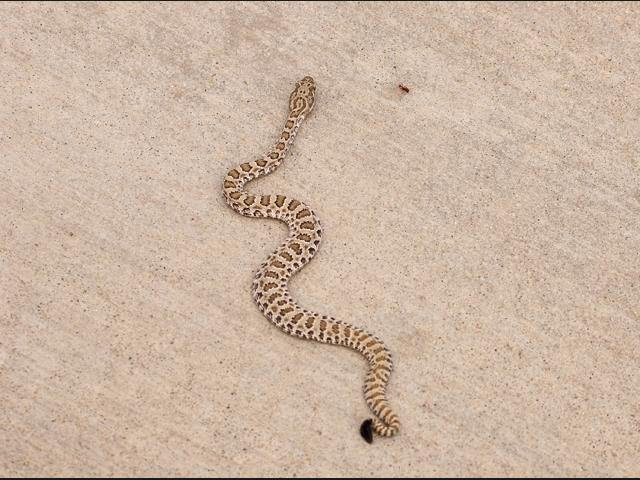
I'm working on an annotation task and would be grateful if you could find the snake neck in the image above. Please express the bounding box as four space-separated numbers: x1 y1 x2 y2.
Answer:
223 113 305 200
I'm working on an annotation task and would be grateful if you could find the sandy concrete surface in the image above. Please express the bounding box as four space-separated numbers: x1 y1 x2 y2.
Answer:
1 1 639 477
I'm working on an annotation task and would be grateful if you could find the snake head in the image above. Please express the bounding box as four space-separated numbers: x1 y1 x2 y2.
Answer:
289 76 316 117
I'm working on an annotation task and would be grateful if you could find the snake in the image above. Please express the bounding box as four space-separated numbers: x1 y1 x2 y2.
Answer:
222 76 400 443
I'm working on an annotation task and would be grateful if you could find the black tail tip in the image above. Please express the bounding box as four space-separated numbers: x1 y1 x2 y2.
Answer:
360 419 374 444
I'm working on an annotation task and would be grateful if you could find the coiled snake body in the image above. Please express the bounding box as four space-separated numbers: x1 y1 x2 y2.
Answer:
223 77 400 442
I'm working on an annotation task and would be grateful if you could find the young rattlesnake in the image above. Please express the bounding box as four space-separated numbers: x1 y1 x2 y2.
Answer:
222 76 400 442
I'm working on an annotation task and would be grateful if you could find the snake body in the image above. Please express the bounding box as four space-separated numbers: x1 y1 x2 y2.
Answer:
223 76 399 442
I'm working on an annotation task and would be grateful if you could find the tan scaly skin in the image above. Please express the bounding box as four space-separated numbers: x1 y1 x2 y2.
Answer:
223 76 400 442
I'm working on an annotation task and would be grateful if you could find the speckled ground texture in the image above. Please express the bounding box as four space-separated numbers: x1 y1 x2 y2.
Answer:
2 1 639 477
